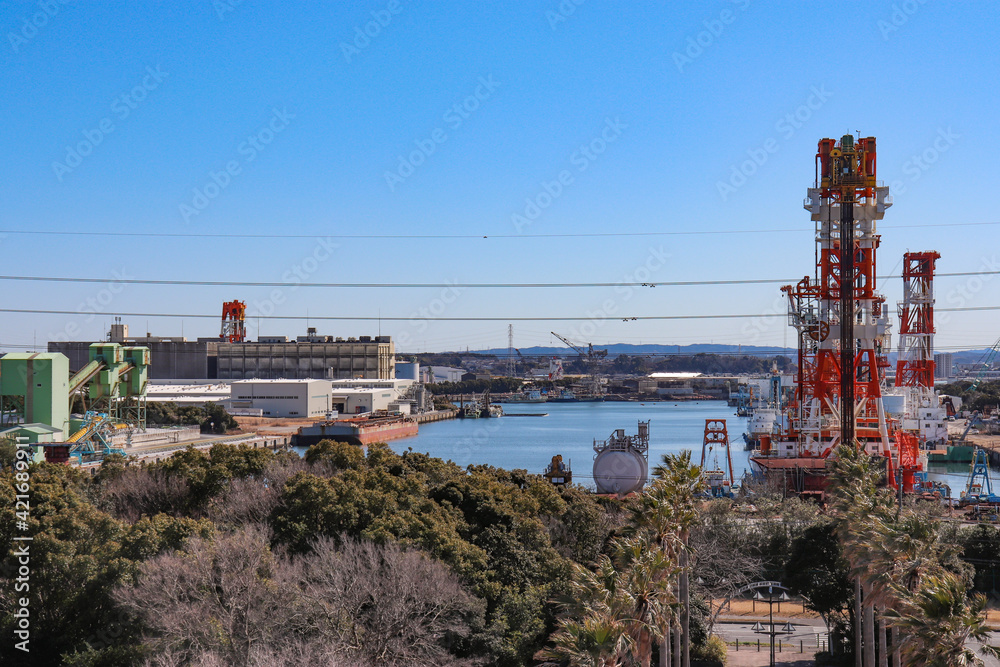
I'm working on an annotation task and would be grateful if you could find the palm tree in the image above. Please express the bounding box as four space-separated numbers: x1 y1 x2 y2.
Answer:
539 556 633 667
829 442 1000 667
829 442 897 666
884 571 1000 667
650 452 703 667
612 536 680 667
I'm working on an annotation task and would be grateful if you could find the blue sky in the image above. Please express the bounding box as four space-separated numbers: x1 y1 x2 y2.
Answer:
1 1 998 354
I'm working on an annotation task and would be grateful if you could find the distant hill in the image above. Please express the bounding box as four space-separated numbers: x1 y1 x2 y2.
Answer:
468 343 797 357
462 343 995 364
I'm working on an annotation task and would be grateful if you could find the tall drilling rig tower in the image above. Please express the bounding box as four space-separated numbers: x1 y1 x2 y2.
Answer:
779 135 893 459
752 136 948 497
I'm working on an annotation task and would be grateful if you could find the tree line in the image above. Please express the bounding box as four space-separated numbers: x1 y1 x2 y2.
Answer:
1 439 998 665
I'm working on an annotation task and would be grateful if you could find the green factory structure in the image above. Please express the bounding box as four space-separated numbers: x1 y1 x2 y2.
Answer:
0 343 150 465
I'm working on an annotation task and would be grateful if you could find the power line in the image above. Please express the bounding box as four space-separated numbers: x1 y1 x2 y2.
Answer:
0 306 997 321
0 220 997 241
1 271 998 289
0 308 782 321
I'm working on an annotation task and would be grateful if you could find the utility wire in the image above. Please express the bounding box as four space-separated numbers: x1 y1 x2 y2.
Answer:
0 220 997 240
0 306 997 321
0 271 997 289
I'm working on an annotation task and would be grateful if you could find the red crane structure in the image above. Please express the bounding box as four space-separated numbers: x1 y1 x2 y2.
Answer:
894 251 940 389
751 135 946 498
220 300 247 343
784 134 893 458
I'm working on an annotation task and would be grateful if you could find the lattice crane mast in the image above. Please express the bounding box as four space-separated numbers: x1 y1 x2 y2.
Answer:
220 300 247 343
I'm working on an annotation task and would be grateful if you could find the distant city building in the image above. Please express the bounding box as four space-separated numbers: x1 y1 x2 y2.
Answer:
426 366 464 383
934 352 954 379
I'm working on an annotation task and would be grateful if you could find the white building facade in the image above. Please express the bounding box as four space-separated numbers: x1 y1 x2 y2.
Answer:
229 379 332 418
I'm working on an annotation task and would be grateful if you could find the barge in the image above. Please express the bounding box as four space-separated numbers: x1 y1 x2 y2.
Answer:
295 414 418 447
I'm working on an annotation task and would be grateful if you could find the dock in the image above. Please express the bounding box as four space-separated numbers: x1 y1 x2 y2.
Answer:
413 409 458 424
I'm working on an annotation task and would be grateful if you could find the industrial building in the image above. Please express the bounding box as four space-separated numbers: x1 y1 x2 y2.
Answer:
228 379 332 418
50 324 218 380
48 321 396 382
330 387 398 414
0 352 71 439
217 334 395 380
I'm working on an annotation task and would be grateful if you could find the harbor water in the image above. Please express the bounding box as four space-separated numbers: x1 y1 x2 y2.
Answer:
385 400 975 495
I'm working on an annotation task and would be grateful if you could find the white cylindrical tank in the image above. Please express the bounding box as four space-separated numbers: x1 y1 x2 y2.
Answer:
881 394 906 418
593 449 647 495
395 362 419 381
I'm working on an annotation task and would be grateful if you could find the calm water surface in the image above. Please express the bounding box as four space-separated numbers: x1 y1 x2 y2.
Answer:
386 400 973 494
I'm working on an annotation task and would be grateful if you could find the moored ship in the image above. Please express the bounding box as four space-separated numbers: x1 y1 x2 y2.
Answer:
295 413 418 447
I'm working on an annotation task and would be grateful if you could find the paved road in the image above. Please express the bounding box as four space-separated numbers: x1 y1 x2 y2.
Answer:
716 622 1000 666
716 621 827 659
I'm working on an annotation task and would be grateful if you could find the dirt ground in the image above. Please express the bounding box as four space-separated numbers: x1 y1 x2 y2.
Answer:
232 415 317 435
717 598 820 621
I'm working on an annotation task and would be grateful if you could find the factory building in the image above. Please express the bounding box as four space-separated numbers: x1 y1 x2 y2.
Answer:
228 379 332 418
50 337 218 380
217 335 395 380
48 323 395 381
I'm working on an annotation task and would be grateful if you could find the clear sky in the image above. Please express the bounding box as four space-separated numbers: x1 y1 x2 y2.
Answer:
2 1 998 355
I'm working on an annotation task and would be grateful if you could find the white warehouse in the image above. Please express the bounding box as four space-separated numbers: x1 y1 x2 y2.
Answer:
229 379 332 418
330 387 398 415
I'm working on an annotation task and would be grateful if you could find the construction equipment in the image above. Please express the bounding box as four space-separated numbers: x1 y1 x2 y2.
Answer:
220 300 247 343
550 332 608 360
959 448 1000 506
968 337 1000 392
64 411 128 463
956 411 984 444
700 419 735 498
551 332 607 397
543 454 572 487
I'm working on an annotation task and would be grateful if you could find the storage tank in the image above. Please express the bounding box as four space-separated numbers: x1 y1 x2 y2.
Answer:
593 421 649 495
881 393 906 418
395 362 419 381
593 448 648 494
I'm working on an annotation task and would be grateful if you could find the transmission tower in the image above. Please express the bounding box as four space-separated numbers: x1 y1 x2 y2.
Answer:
507 324 515 377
